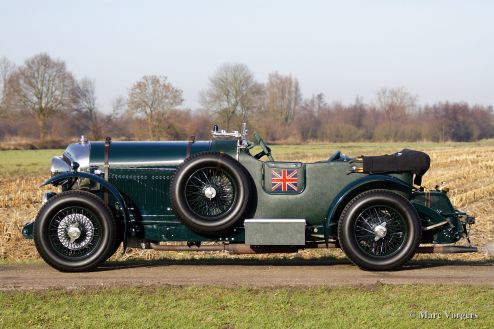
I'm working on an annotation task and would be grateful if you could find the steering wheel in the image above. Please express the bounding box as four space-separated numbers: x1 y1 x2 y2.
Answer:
253 132 274 161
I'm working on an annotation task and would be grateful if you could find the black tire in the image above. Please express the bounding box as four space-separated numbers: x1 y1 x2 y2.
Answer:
337 189 421 271
107 220 124 259
170 152 251 235
34 190 116 272
107 238 122 260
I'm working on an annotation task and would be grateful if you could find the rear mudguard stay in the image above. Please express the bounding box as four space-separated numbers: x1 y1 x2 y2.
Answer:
41 172 131 248
324 174 412 242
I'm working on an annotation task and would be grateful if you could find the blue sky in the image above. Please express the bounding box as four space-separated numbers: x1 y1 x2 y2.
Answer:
1 0 493 113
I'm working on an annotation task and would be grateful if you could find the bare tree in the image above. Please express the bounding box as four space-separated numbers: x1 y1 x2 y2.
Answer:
6 53 77 141
127 75 183 140
376 87 417 121
201 63 263 130
0 56 15 117
76 78 103 139
111 95 127 118
264 72 301 125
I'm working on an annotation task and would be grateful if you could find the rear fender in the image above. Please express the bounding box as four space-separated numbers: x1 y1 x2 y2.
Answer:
412 203 446 223
413 202 464 243
324 175 412 241
41 172 130 248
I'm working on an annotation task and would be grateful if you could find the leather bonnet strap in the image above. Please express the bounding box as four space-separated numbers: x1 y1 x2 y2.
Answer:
104 136 111 205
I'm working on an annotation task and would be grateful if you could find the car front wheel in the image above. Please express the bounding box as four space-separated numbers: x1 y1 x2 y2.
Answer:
34 190 116 272
337 189 421 271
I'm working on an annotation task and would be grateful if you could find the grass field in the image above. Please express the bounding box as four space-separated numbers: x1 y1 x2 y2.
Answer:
0 149 63 176
1 142 493 262
1 285 492 328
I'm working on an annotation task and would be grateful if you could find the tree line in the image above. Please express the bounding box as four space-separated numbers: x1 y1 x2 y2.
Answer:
1 53 493 147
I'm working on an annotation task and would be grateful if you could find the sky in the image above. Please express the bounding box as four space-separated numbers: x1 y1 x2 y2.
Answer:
1 0 493 113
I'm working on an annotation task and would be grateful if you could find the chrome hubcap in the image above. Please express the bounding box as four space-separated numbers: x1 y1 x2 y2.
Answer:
204 186 217 199
373 222 387 241
67 225 81 243
57 213 94 250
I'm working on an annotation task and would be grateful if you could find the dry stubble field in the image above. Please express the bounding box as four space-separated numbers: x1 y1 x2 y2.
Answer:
0 142 493 263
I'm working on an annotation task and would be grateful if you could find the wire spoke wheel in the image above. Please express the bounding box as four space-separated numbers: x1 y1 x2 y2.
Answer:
338 189 421 271
170 152 251 235
184 167 237 219
34 190 116 272
48 206 102 258
354 205 407 257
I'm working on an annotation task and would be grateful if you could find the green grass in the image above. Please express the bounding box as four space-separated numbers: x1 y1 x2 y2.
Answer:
0 285 492 328
0 149 62 176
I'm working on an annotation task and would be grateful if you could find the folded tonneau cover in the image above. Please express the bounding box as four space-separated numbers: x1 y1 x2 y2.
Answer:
362 149 430 185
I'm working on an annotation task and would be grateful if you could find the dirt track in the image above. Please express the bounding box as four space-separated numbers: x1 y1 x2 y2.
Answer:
1 260 493 290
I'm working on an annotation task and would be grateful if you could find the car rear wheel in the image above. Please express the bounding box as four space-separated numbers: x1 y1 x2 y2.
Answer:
34 190 116 272
337 189 421 271
170 152 251 235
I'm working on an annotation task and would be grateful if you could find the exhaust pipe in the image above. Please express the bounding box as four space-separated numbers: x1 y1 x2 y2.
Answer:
148 242 338 254
149 243 299 254
417 245 478 253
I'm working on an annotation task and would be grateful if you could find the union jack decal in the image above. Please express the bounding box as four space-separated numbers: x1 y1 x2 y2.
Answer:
271 169 298 192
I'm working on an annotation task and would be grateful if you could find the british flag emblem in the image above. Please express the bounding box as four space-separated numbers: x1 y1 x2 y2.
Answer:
271 169 298 192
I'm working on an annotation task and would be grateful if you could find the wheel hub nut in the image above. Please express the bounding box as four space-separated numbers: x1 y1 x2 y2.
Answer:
67 225 81 243
374 224 387 241
204 186 217 199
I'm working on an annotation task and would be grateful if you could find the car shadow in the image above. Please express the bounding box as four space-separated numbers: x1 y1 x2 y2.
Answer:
96 257 351 271
96 257 493 272
401 260 493 270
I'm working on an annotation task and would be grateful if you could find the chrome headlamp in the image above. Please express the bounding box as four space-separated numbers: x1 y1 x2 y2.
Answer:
50 137 91 176
50 156 71 175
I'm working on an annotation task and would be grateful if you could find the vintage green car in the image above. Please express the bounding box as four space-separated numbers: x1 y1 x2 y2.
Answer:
22 124 476 272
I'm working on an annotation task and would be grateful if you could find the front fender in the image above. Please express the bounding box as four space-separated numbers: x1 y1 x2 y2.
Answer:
41 172 130 248
324 174 412 241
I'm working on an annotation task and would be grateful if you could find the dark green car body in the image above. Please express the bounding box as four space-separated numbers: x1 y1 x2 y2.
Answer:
23 136 470 248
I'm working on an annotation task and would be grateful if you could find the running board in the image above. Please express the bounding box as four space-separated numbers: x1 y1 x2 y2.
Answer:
417 245 478 253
